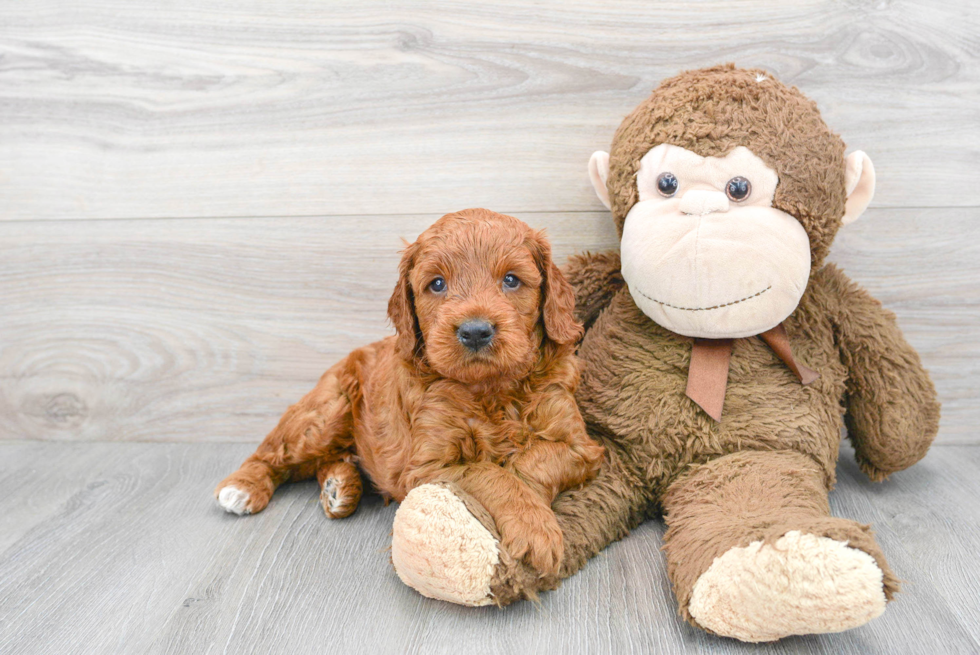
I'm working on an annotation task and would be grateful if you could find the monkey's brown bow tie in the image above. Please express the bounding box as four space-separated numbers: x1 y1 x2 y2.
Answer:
685 323 819 422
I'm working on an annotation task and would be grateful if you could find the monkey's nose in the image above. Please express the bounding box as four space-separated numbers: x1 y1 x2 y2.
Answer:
679 189 730 216
457 319 496 352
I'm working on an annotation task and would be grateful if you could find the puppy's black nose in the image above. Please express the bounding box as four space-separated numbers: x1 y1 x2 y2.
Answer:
457 319 495 352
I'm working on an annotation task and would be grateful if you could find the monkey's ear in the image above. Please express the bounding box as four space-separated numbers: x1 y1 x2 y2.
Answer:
589 151 612 210
387 240 422 359
530 230 583 346
842 151 876 226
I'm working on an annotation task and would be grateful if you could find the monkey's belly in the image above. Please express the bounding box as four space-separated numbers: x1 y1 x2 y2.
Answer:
576 292 848 495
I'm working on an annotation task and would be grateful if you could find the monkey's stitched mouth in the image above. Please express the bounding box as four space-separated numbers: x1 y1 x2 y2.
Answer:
634 285 771 312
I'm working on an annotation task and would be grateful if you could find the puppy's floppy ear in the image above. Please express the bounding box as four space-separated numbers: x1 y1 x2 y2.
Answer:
529 230 583 346
388 239 422 360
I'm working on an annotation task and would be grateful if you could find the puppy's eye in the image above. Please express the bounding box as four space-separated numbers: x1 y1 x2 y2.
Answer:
656 172 678 197
726 176 751 202
428 277 447 293
502 273 521 290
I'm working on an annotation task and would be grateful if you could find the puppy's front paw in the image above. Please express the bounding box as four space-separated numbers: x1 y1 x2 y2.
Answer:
216 485 251 515
214 473 273 515
498 507 564 577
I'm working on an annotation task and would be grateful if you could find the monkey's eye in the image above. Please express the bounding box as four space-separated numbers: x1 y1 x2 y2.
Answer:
656 172 679 197
726 177 752 202
502 273 521 290
428 277 447 293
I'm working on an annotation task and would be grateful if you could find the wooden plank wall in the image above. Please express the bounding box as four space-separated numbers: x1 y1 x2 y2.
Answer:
1 0 978 444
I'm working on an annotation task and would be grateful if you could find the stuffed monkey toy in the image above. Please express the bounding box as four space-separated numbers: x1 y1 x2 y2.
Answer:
389 65 940 642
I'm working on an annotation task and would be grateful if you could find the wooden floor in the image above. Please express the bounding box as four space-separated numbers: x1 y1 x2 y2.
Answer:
2 1 979 653
0 441 978 654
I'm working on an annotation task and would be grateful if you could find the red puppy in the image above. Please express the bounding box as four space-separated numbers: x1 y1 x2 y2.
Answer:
215 208 604 574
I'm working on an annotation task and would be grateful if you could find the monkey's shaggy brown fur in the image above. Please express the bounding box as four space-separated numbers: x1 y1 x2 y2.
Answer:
397 66 941 633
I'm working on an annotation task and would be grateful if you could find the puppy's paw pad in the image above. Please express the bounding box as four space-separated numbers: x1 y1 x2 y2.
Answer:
689 530 887 642
322 478 339 505
217 486 251 515
320 477 357 518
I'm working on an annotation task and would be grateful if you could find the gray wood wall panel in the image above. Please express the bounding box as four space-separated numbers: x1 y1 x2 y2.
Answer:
0 211 619 443
1 208 974 444
1 0 978 220
0 441 977 654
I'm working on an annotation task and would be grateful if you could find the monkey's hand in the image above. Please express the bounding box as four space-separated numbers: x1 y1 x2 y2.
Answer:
561 250 624 331
822 264 941 481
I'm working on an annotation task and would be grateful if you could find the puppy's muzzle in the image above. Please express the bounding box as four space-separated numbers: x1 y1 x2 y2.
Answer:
457 319 496 352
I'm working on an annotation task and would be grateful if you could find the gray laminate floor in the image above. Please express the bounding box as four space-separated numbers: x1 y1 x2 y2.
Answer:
1 440 978 654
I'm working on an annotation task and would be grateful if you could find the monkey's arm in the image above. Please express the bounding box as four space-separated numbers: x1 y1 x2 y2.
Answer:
561 250 624 331
821 264 940 481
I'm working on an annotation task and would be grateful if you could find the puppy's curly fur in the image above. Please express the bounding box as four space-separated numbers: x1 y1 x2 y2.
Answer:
215 208 605 574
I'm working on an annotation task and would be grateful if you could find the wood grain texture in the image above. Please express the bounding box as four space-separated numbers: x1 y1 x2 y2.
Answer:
2 2 976 652
1 0 978 220
0 208 972 444
0 440 977 654
0 211 618 443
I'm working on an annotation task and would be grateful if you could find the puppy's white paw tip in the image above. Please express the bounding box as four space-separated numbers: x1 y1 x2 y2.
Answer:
217 486 251 515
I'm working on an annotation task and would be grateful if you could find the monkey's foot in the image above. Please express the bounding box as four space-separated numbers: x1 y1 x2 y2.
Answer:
391 483 499 606
689 530 887 642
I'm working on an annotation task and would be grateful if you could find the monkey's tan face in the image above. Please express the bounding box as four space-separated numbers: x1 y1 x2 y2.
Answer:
618 144 811 339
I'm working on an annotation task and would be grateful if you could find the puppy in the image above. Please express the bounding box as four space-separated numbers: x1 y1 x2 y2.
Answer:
215 208 604 574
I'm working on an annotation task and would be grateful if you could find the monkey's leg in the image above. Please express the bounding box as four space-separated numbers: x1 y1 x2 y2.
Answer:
215 361 354 516
662 450 899 642
390 442 649 607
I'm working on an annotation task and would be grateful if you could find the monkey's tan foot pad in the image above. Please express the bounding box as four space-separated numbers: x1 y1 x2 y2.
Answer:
689 530 887 642
391 482 500 606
